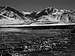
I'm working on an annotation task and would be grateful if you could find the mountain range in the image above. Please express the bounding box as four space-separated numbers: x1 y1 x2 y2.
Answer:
0 6 75 26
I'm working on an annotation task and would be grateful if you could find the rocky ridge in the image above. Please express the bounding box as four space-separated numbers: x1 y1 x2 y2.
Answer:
0 6 75 25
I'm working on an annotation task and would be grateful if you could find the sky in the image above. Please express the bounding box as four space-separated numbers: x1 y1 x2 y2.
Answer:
0 0 75 11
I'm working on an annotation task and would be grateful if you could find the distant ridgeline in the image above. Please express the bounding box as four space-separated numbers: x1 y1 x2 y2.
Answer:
0 6 24 19
0 6 75 25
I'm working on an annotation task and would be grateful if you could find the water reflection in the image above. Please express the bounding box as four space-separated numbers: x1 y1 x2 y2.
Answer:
0 28 32 33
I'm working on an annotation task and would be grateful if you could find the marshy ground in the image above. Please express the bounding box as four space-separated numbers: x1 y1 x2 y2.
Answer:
0 27 74 56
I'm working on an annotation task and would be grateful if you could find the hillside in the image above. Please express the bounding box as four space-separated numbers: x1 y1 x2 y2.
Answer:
0 6 75 25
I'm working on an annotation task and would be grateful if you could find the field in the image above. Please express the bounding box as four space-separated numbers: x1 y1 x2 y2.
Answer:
0 26 75 56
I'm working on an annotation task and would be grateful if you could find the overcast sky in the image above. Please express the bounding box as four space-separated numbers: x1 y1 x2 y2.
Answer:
0 0 75 11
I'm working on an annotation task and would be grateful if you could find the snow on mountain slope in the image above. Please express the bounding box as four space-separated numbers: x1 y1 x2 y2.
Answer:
0 6 75 25
0 6 25 25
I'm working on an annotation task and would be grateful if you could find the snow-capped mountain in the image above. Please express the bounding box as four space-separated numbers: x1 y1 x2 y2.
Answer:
23 7 75 24
0 6 75 27
0 6 25 25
